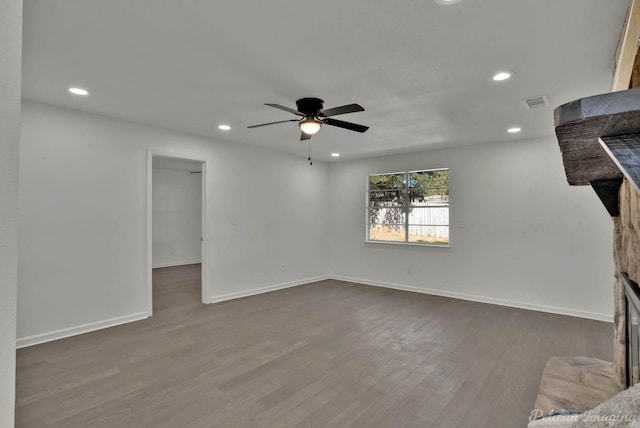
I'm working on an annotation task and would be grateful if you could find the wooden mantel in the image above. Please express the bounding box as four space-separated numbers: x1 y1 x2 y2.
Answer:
554 87 640 215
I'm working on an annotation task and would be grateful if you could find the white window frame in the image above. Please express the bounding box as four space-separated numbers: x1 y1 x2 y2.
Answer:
366 168 450 247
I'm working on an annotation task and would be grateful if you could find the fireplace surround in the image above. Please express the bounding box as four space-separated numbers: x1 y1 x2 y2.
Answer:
623 272 640 387
554 88 640 385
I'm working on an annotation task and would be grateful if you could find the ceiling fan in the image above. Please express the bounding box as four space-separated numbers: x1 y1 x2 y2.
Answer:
247 97 369 140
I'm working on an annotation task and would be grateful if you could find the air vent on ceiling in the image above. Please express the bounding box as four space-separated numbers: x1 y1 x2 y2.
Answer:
522 95 550 109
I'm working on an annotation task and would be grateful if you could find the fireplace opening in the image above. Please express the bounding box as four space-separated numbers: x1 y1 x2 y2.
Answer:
622 272 640 387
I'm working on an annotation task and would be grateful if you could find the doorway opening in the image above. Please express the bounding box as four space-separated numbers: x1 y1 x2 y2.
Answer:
146 152 207 315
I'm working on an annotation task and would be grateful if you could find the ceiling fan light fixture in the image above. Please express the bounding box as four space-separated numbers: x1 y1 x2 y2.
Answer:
68 87 89 96
492 71 512 81
299 117 322 135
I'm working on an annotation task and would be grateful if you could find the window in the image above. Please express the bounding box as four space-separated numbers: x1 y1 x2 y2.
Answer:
367 169 449 245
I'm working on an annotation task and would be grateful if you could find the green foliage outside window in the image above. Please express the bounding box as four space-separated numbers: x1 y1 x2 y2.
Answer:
368 169 449 244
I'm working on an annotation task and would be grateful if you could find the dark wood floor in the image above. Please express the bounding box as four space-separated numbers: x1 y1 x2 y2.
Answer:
16 264 613 427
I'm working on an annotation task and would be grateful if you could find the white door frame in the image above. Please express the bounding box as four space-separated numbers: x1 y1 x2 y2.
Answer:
146 149 209 316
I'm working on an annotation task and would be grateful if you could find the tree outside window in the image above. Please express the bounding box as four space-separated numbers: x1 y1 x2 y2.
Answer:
368 169 449 245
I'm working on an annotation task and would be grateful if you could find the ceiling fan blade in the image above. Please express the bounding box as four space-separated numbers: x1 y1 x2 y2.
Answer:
324 118 369 133
300 132 312 141
247 119 298 129
320 103 365 117
265 103 304 116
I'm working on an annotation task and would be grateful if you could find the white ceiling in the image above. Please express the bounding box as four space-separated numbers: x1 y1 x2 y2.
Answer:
22 0 629 162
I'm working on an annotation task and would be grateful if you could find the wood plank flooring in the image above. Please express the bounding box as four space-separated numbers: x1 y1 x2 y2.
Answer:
16 264 613 427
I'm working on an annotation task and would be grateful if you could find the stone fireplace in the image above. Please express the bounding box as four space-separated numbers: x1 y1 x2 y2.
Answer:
555 87 640 385
552 87 640 396
528 90 640 414
532 0 640 413
615 179 640 384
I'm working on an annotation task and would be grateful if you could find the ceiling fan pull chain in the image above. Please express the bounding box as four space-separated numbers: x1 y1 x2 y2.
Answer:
308 140 312 166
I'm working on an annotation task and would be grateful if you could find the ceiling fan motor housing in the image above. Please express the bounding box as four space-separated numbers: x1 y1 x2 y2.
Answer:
296 98 324 116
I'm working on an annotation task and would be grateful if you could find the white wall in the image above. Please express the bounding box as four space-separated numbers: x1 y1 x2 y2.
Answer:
17 99 617 349
18 101 330 346
152 165 202 268
0 0 21 425
329 138 615 320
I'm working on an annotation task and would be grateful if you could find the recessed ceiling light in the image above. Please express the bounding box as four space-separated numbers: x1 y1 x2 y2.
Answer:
68 87 89 96
434 0 461 4
492 72 512 81
331 153 340 157
218 124 231 131
507 127 522 133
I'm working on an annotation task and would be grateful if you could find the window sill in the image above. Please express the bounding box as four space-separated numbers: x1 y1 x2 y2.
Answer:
364 240 450 248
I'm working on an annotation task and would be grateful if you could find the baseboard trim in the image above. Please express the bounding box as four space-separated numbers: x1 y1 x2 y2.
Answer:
16 312 150 349
330 275 613 323
210 275 330 304
17 275 608 348
152 260 201 269
16 276 329 348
